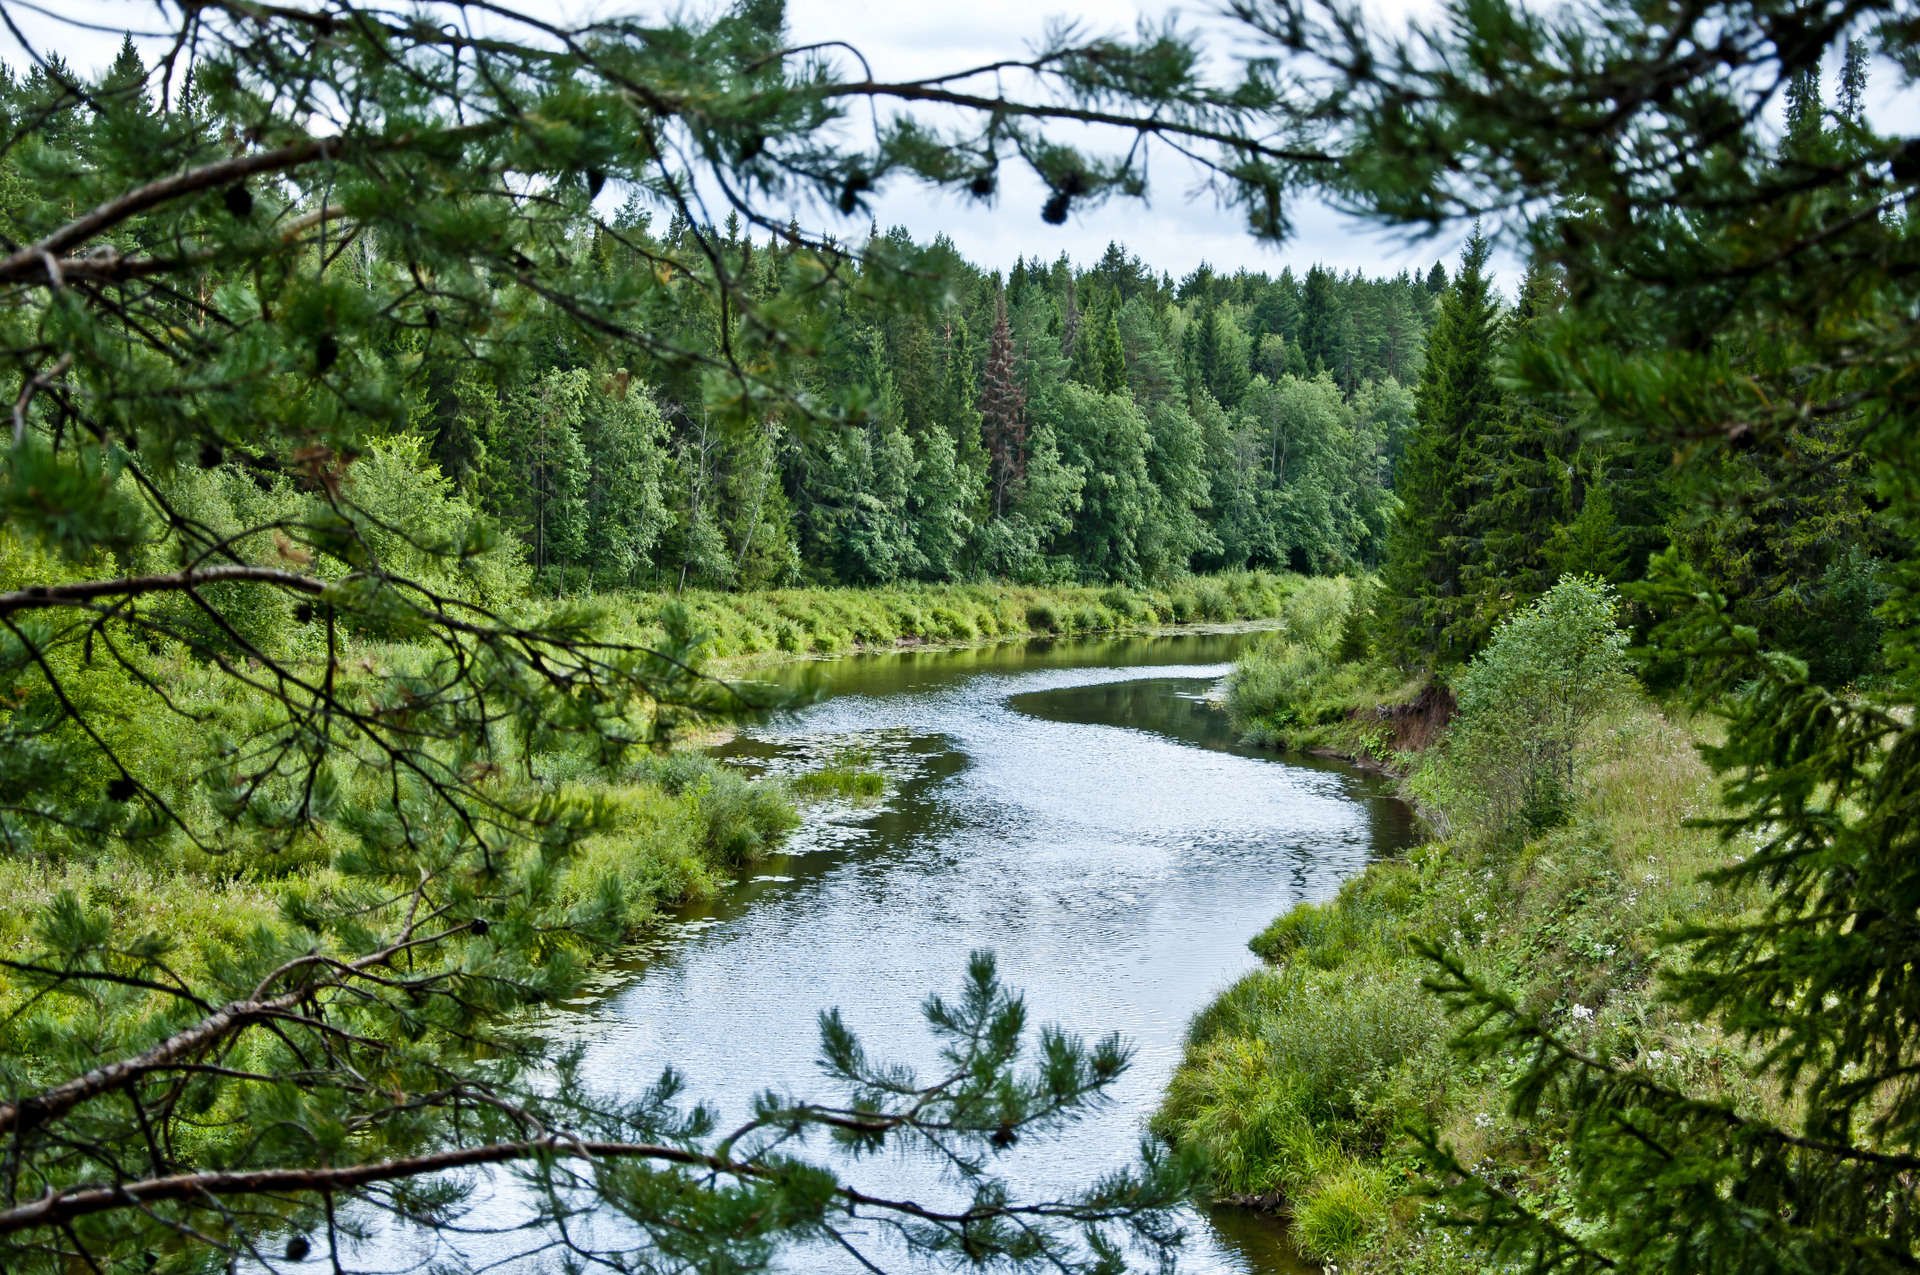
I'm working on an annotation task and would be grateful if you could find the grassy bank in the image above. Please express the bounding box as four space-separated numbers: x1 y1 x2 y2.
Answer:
1220 578 1442 766
1160 583 1765 1270
2 570 1296 1061
600 570 1300 663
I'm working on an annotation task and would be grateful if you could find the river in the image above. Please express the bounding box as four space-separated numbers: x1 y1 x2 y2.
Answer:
356 628 1416 1273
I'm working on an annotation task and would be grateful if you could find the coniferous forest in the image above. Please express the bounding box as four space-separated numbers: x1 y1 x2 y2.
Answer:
0 2 1916 1274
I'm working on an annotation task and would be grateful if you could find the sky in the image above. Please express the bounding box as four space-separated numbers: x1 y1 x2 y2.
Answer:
775 0 1463 282
11 0 1466 287
13 1 1914 292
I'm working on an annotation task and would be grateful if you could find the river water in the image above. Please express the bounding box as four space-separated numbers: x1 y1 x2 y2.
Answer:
356 628 1416 1273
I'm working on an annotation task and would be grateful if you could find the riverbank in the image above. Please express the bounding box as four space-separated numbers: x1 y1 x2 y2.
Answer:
0 572 1303 1078
1158 588 1768 1270
600 571 1301 664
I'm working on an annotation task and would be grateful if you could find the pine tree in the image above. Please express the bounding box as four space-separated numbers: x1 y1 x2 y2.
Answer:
1783 65 1823 153
500 368 593 577
578 373 674 586
1197 304 1250 408
1839 37 1869 125
937 314 990 526
1067 283 1103 386
1460 259 1582 624
1271 1 1920 1268
1297 264 1341 375
0 8 1276 1259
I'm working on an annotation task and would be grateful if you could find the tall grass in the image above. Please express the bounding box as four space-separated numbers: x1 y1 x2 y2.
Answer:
1156 701 1748 1269
595 571 1300 663
1223 576 1420 757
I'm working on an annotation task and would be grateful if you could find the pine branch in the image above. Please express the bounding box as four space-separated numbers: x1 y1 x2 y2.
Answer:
0 566 326 620
0 922 474 1141
0 125 499 284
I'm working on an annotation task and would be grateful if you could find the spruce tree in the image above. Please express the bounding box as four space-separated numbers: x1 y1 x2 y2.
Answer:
937 314 991 525
1067 283 1103 386
1783 65 1824 152
1297 264 1341 375
1379 229 1505 669
1839 38 1869 125
1461 259 1582 619
1097 304 1130 394
1268 0 1920 1266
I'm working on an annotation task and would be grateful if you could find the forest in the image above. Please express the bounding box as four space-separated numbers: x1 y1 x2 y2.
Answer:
408 218 1437 591
0 0 1915 1273
9 41 1450 595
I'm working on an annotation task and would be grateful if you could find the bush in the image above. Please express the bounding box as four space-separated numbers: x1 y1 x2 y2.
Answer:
1432 575 1634 839
1277 576 1356 652
1228 641 1335 734
636 753 798 867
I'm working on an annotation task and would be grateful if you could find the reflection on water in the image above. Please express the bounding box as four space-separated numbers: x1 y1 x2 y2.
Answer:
355 629 1417 1274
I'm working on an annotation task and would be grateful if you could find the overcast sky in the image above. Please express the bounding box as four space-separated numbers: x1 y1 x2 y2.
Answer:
15 1 1914 292
776 0 1464 282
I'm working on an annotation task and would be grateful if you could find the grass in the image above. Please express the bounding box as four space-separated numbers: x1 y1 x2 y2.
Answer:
1219 576 1435 762
788 747 887 801
1155 697 1756 1270
0 570 1298 1043
590 571 1301 663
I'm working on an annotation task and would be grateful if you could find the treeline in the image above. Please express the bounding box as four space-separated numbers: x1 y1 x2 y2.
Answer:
426 224 1441 591
6 40 1444 595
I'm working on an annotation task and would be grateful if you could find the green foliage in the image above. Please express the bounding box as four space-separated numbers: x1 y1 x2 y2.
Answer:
788 746 886 801
0 6 1317 1268
1423 576 1634 840
623 571 1297 660
1235 4 1920 1267
1161 705 1741 1269
1291 1163 1394 1262
1223 576 1414 758
1379 231 1506 669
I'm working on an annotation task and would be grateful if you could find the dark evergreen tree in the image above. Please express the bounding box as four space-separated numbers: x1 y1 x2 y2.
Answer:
1783 65 1824 152
1379 230 1505 668
1270 1 1920 1267
1096 304 1129 394
1296 264 1341 376
1460 259 1583 621
1839 38 1869 125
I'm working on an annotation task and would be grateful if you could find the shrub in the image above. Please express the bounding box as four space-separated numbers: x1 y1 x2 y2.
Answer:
635 753 798 867
1277 576 1356 653
1433 575 1635 839
1227 640 1335 736
1154 1034 1336 1198
1025 601 1061 632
